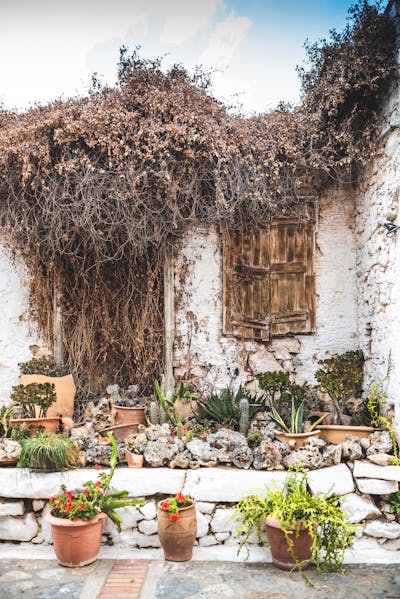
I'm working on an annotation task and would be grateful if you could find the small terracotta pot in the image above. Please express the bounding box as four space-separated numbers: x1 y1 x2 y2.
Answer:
318 425 375 444
266 516 313 571
46 511 106 567
274 430 321 449
10 417 60 436
98 423 138 441
157 500 197 561
125 449 144 468
114 406 145 426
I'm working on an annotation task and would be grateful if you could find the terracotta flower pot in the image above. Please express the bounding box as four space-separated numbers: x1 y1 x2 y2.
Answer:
266 515 313 571
125 449 144 468
99 423 138 441
20 374 76 419
10 416 60 436
274 430 321 449
114 406 145 426
157 500 197 561
318 425 375 444
46 511 106 567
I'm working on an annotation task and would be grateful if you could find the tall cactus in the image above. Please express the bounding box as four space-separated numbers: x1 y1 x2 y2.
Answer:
149 401 159 425
239 397 249 435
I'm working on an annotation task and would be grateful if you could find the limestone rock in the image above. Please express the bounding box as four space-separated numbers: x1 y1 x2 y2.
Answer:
356 478 398 494
186 439 219 466
253 438 289 470
353 460 400 481
269 338 301 354
340 493 381 523
366 431 393 456
196 502 215 514
307 464 355 496
341 437 363 462
85 439 126 466
38 504 52 544
120 530 161 548
32 500 45 512
196 510 209 538
199 535 218 546
364 520 400 539
138 519 158 535
170 450 192 469
321 444 342 467
0 513 38 542
383 538 400 551
70 423 96 443
104 506 141 532
282 441 322 470
231 445 253 469
139 502 156 521
0 500 24 516
248 349 282 374
210 508 239 533
144 438 179 467
215 532 230 541
146 424 173 442
0 438 21 461
367 453 393 466
207 429 249 463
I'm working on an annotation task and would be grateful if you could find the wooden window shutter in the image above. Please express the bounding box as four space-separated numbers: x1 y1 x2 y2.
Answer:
223 228 271 341
270 219 316 335
223 218 315 341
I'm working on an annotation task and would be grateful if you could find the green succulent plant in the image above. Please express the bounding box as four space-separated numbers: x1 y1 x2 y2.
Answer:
195 386 267 431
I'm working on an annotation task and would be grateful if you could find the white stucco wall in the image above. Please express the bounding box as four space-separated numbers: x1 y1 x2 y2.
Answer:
355 86 400 429
0 242 41 403
173 192 359 391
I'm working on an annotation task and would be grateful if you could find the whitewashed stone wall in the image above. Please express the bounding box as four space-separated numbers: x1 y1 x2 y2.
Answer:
355 82 400 434
0 242 42 404
173 192 359 391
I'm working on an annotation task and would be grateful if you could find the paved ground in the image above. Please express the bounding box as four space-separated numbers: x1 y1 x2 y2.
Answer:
0 559 399 599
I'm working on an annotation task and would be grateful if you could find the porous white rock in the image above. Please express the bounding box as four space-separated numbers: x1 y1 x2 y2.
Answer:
195 510 209 538
356 478 398 495
183 468 287 502
138 519 158 535
364 521 400 539
215 532 230 542
0 501 24 516
339 493 381 523
210 508 239 533
0 513 38 541
196 502 215 514
120 530 161 548
139 501 157 521
32 500 45 512
353 460 400 481
307 464 354 497
199 535 218 547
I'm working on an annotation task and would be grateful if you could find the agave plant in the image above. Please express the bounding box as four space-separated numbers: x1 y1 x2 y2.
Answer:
270 398 326 434
195 386 267 431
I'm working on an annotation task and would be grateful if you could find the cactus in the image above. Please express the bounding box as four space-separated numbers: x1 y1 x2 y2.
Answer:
239 397 249 435
149 401 159 425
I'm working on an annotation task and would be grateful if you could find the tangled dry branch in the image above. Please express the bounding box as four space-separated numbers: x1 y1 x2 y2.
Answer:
0 1 397 405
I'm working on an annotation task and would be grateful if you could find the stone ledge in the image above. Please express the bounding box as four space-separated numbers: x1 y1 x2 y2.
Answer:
354 461 400 482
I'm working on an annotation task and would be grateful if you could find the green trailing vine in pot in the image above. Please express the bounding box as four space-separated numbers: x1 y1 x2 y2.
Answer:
233 469 356 583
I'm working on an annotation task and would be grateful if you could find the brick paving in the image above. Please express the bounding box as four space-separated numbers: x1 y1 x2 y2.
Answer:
98 560 149 599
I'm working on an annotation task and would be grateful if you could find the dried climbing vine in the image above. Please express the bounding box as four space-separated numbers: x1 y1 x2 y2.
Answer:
0 2 397 404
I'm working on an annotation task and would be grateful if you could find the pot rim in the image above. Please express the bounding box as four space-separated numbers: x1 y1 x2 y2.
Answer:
157 499 195 512
10 416 60 424
114 405 145 411
275 430 320 439
318 425 375 432
266 515 310 532
45 511 107 527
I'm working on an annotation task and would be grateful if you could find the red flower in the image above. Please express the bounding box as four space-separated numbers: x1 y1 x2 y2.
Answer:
176 493 186 503
84 490 90 496
66 502 73 513
94 481 102 488
169 513 179 522
161 501 170 510
94 465 102 470
49 496 56 503
65 491 76 500
78 504 85 510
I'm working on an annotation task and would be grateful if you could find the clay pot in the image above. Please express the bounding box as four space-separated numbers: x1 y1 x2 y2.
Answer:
274 430 321 449
318 425 374 444
114 406 145 426
99 423 138 441
10 417 60 436
125 449 144 468
266 516 313 571
157 500 197 561
46 511 106 567
20 374 76 419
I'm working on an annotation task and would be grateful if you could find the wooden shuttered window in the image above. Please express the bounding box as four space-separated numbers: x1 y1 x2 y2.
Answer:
223 218 315 341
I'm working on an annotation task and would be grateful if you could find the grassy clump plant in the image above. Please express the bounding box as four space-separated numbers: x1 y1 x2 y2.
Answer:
18 434 79 471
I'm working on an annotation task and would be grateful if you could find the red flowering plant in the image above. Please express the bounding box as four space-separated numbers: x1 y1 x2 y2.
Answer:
48 433 142 531
160 493 192 522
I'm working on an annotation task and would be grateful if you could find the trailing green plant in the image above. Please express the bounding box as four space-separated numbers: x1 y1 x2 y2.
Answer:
389 490 400 515
10 382 57 418
233 469 356 581
270 397 327 434
19 356 69 377
315 350 364 425
18 434 79 471
0 406 14 438
48 433 143 531
366 359 400 465
195 386 267 431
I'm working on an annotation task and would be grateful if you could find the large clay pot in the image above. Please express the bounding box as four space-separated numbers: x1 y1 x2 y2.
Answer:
266 516 313 571
114 406 145 426
20 374 76 419
274 430 321 449
46 511 106 567
318 425 374 444
10 416 60 436
125 449 144 468
157 500 197 561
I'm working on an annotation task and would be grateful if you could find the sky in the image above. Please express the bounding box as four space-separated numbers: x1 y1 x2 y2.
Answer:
0 0 356 114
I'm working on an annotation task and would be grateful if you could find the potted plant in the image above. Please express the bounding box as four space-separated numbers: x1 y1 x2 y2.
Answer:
46 433 143 567
0 406 23 465
270 397 326 448
107 384 146 426
19 356 75 420
233 469 356 578
18 434 79 472
315 350 373 443
125 438 144 468
10 382 60 434
157 493 197 562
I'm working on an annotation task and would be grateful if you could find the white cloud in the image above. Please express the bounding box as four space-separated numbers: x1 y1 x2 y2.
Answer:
159 0 221 46
199 15 252 67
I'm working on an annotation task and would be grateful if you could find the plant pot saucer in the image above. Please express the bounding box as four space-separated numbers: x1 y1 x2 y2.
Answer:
98 423 139 441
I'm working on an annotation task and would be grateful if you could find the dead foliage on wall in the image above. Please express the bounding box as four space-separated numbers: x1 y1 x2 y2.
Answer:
0 1 397 402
